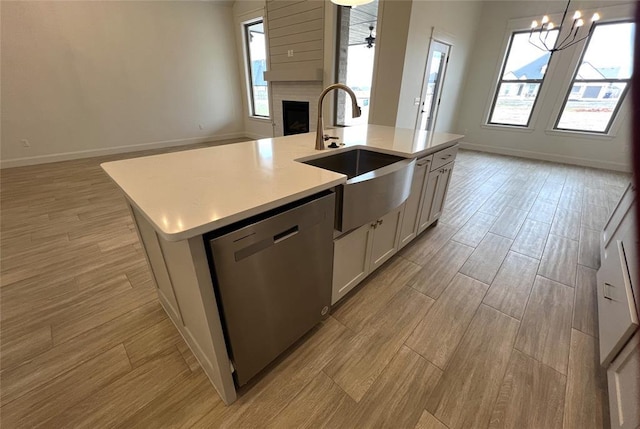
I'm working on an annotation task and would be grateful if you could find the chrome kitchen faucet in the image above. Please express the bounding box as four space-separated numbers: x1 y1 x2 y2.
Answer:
315 83 362 150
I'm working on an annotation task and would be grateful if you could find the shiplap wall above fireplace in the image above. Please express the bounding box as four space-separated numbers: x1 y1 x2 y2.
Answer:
264 0 327 136
263 0 325 82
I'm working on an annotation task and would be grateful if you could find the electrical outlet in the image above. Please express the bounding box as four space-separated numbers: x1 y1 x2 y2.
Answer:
20 139 30 148
287 50 294 57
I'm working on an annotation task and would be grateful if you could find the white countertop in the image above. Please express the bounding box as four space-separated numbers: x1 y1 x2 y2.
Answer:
102 125 463 241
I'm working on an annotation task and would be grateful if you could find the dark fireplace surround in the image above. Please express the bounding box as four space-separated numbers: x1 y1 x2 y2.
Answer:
282 101 310 136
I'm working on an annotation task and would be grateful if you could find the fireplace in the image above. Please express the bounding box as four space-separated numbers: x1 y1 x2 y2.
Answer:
282 101 310 136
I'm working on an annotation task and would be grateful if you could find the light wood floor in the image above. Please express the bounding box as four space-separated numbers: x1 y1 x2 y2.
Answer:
0 143 629 428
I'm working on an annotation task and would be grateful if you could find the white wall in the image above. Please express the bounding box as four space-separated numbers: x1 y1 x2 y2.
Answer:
232 0 274 139
455 1 634 172
368 0 412 127
395 0 483 133
368 0 482 132
1 1 245 167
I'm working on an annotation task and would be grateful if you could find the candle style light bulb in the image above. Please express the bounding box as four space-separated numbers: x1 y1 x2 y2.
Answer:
576 18 584 27
531 20 539 28
547 23 555 30
592 13 600 21
541 15 550 24
573 11 582 19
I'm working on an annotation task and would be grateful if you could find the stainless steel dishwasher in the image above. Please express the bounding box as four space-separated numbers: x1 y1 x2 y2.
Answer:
207 191 335 386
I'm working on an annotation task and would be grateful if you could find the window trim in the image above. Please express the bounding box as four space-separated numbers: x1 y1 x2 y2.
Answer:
552 20 634 135
243 18 270 119
487 29 557 128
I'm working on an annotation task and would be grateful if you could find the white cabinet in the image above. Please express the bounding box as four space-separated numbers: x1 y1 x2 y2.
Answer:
399 157 432 249
429 163 454 223
369 206 404 271
331 205 404 304
333 145 459 305
598 184 638 367
597 183 640 429
607 332 640 429
332 223 374 304
418 162 454 234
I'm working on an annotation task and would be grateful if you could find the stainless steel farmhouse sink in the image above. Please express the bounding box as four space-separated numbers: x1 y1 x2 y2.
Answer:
301 148 415 232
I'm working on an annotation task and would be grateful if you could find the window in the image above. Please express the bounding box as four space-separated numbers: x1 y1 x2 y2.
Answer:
555 21 634 133
488 30 558 127
244 20 269 118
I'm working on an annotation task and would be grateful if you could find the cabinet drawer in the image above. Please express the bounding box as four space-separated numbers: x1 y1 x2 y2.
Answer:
597 238 639 366
431 144 458 171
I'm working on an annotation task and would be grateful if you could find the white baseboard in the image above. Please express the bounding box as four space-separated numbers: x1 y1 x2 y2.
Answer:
460 141 631 173
243 132 273 140
0 132 249 169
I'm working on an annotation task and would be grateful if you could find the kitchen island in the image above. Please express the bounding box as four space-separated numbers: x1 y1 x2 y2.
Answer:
102 124 463 404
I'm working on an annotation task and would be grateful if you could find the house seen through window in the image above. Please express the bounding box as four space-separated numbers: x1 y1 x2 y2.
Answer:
555 21 635 133
488 30 558 126
245 20 269 118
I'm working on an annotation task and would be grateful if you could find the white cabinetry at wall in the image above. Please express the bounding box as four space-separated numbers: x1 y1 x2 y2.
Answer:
597 184 640 429
332 144 458 304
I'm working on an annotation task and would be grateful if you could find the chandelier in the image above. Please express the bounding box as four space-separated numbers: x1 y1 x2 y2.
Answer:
529 0 600 53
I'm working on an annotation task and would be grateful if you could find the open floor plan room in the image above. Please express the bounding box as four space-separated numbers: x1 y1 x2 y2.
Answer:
0 147 628 428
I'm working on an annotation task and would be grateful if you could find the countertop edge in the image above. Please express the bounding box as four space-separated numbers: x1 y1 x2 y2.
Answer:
126 177 347 242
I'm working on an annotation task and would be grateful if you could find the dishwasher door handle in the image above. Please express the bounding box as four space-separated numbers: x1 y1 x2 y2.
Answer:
274 225 299 244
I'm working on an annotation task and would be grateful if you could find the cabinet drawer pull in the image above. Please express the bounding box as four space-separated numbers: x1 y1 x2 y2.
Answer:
603 282 614 300
377 219 383 226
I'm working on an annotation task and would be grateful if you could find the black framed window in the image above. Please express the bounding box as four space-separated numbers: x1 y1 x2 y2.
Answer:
555 21 634 133
244 20 269 118
488 30 558 127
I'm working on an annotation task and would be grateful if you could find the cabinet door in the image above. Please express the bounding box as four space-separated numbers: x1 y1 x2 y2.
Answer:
332 223 373 305
398 158 430 249
598 237 639 366
607 332 640 429
369 206 404 272
418 169 442 234
428 162 454 224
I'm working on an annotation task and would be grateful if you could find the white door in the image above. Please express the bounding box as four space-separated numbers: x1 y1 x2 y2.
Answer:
416 40 450 132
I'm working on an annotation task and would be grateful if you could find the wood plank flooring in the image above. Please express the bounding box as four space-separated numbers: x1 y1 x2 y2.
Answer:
1 145 629 428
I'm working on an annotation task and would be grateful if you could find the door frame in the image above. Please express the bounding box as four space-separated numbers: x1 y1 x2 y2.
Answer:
415 28 455 133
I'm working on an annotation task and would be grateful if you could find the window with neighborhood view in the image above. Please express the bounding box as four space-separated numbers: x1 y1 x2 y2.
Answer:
555 21 634 133
245 20 269 118
488 30 558 126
